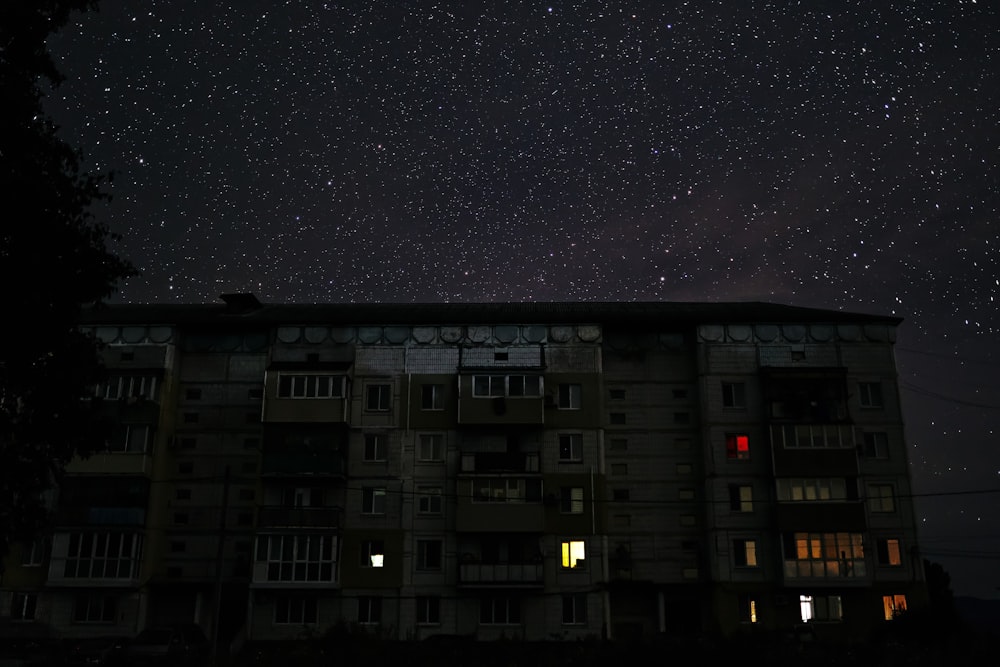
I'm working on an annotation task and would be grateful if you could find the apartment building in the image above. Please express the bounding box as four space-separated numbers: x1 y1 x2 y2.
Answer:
0 297 925 643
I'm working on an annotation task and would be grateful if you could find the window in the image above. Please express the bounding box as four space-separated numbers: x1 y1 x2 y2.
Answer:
774 424 854 449
610 463 627 476
722 382 747 408
473 478 541 503
869 484 895 512
609 438 627 451
558 434 583 462
358 597 382 624
672 388 688 399
558 383 582 409
178 461 194 474
11 593 37 621
859 382 884 408
418 434 444 461
480 597 520 625
800 595 843 622
108 424 150 453
562 594 587 625
360 540 385 568
183 412 199 424
255 535 336 582
277 374 344 399
97 375 158 401
170 541 186 553
63 532 142 579
417 540 443 570
863 432 889 459
877 538 903 566
417 486 442 514
734 539 758 567
472 375 542 397
362 487 387 515
238 488 255 501
561 487 584 514
776 478 849 502
185 388 202 400
729 485 753 512
363 434 386 462
784 532 866 579
365 383 391 411
417 596 440 624
612 489 630 501
73 595 117 624
274 596 317 625
679 488 695 500
21 539 44 567
882 594 907 620
725 434 750 460
561 540 586 569
738 595 757 624
421 384 443 410
609 389 626 400
609 412 626 424
673 412 690 424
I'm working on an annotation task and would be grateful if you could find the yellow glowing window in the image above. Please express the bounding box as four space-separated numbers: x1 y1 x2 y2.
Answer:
883 594 907 620
561 541 586 569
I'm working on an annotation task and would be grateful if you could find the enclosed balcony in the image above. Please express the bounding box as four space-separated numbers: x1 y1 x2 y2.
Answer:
457 374 545 425
459 452 540 474
257 506 341 530
459 562 544 588
261 425 347 478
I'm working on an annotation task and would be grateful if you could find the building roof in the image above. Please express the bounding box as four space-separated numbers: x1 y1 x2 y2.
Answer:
80 296 902 328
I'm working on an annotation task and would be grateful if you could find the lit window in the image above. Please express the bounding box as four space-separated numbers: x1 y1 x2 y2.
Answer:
882 594 907 620
800 594 843 622
734 539 758 567
558 383 582 409
738 594 757 623
726 434 750 460
877 538 903 566
784 532 866 579
561 540 586 569
859 382 883 408
722 382 746 408
558 434 583 461
360 540 385 568
365 384 391 411
777 478 849 502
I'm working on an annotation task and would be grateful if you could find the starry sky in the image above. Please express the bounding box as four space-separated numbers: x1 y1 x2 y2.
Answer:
44 1 999 598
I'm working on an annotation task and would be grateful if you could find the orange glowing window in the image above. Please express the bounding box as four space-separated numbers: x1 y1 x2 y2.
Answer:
726 434 750 460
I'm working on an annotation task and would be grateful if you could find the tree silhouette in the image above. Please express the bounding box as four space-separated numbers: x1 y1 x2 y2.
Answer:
0 0 136 562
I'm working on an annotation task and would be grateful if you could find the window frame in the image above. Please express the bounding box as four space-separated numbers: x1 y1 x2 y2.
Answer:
479 597 520 625
869 484 896 513
274 596 318 625
729 485 753 512
360 540 385 569
255 534 336 583
858 382 884 408
361 487 387 515
558 433 583 462
365 383 392 411
416 596 441 625
416 539 443 571
725 433 750 460
560 487 584 515
417 433 444 462
11 592 37 621
363 433 386 462
560 540 586 570
416 486 443 515
472 374 542 398
558 383 582 410
561 593 587 625
72 595 117 624
276 374 345 399
421 384 444 410
721 382 747 409
733 539 759 567
876 538 903 567
358 596 382 625
863 432 890 459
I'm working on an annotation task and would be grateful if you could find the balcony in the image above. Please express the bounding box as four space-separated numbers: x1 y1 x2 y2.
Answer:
459 562 543 588
260 451 346 478
460 452 540 474
53 506 146 527
257 506 341 530
261 425 347 477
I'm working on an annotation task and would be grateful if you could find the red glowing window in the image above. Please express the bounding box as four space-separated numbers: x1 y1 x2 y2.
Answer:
726 434 750 460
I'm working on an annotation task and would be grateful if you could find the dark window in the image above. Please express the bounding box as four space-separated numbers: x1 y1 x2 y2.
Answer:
417 540 443 570
863 432 889 459
363 434 386 461
859 382 884 408
609 413 626 425
421 384 443 410
417 596 440 624
562 594 587 624
362 487 387 515
558 434 583 461
558 384 582 409
722 382 747 408
185 388 202 400
366 384 391 411
358 597 382 624
560 487 584 514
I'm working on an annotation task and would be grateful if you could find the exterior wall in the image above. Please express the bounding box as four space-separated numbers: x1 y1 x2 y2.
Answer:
2 308 923 645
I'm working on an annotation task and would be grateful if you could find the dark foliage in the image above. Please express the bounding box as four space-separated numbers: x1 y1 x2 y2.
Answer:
0 0 136 562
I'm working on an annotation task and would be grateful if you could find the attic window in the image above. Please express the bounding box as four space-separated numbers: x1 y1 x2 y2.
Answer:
494 350 509 361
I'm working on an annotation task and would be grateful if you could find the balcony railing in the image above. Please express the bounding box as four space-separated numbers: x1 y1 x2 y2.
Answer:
460 452 540 474
459 562 543 587
257 506 341 529
53 506 146 527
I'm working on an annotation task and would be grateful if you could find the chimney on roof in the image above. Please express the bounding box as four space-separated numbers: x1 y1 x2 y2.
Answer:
220 293 263 314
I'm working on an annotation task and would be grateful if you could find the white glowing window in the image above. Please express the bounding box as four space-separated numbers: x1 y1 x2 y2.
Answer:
561 540 586 569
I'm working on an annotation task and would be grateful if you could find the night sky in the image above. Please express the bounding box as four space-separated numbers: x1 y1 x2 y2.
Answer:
44 1 998 598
